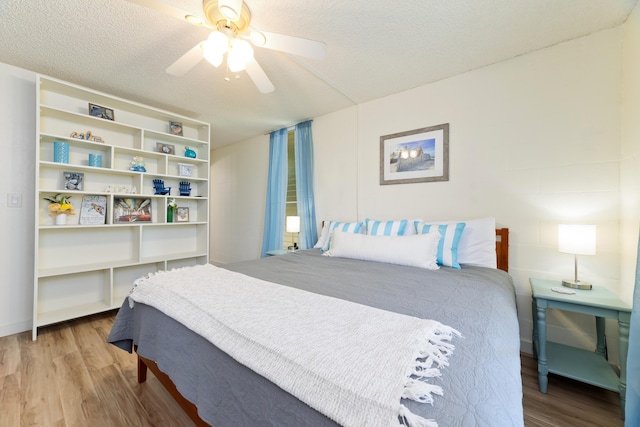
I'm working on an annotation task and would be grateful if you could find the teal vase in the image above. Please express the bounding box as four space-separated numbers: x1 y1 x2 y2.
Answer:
167 206 174 223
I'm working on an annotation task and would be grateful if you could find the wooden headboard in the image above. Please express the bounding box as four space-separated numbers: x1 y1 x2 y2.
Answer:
496 228 509 272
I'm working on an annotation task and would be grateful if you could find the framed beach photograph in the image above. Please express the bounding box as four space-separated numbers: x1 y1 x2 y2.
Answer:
379 123 449 185
156 142 175 155
176 207 189 222
169 121 183 136
63 171 84 191
88 103 114 121
114 198 152 223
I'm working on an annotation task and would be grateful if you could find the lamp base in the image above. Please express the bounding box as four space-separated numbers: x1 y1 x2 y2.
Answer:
562 279 592 290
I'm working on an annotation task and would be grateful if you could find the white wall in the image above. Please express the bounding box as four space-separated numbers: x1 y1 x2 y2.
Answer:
210 134 270 262
357 28 624 356
621 1 640 306
0 63 36 336
211 26 629 357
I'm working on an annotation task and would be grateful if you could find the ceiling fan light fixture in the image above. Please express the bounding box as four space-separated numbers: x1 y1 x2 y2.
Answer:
227 39 254 72
203 31 229 67
218 0 243 21
227 57 245 72
204 51 224 67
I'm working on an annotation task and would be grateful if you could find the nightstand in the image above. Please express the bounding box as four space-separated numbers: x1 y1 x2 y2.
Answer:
266 249 294 256
530 278 631 416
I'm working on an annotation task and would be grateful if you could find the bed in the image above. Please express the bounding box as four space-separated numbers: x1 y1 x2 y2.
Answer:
108 225 522 427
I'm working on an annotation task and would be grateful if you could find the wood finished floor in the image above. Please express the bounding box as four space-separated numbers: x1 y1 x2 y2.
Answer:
0 311 625 427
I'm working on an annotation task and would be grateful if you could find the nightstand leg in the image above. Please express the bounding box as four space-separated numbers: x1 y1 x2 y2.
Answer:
536 304 548 393
595 316 606 358
532 298 538 359
619 316 630 419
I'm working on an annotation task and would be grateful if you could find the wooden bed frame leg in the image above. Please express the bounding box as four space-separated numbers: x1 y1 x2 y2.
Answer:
135 351 211 426
137 354 148 383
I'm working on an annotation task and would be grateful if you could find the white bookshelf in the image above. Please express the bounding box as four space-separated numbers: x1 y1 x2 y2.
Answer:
33 75 210 339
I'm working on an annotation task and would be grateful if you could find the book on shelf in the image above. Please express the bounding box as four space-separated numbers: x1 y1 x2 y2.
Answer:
79 195 107 225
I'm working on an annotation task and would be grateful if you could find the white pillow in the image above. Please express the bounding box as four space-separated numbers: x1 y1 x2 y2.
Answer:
323 229 441 270
425 217 497 268
415 221 466 269
315 221 365 251
313 222 331 248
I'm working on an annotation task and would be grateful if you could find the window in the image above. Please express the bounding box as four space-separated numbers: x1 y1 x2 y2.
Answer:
284 130 298 248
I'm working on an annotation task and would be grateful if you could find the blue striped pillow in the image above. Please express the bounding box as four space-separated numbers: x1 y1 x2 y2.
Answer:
415 221 466 268
366 218 409 236
322 221 364 251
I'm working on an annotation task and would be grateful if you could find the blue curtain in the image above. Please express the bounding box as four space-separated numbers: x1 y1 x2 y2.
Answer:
260 128 288 257
627 233 640 425
294 120 318 249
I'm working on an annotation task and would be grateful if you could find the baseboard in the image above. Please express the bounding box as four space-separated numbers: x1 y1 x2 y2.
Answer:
521 338 533 355
0 319 31 338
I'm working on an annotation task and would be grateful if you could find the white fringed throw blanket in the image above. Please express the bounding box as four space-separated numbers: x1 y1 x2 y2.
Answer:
128 264 460 427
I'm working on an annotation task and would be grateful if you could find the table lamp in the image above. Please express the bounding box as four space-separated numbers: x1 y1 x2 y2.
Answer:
558 224 596 290
286 216 300 250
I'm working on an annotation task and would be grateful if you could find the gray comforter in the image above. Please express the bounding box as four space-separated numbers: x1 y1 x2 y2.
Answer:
108 249 523 426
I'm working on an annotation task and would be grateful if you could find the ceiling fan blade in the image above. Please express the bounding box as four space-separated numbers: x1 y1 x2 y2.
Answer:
252 31 326 60
124 0 212 28
166 42 205 76
245 59 275 93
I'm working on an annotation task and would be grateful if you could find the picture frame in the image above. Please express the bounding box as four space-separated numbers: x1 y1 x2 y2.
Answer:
176 207 189 222
379 123 449 185
114 198 152 223
88 103 114 121
156 142 175 155
178 163 194 177
63 171 84 191
79 195 107 225
169 121 183 136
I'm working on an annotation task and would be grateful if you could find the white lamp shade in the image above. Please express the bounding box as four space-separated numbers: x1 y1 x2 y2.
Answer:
227 39 253 72
286 216 301 233
203 31 228 67
203 51 223 67
558 224 596 255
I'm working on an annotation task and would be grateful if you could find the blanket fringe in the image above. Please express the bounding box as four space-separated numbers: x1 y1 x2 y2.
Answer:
398 404 439 427
415 326 461 369
127 266 191 308
412 364 441 378
402 378 443 404
397 324 461 427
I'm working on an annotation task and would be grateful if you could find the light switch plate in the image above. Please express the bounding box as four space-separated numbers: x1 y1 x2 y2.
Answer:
7 193 22 208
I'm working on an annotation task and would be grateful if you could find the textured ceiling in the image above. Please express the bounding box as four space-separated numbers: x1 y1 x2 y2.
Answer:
0 0 636 148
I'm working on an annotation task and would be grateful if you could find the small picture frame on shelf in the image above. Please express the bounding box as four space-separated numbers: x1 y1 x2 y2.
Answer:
178 163 194 177
156 142 175 155
114 198 152 223
63 171 84 191
169 121 183 136
88 103 114 121
176 207 189 222
79 195 107 225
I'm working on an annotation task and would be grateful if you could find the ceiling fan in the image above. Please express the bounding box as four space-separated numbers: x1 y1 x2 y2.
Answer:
151 0 327 93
